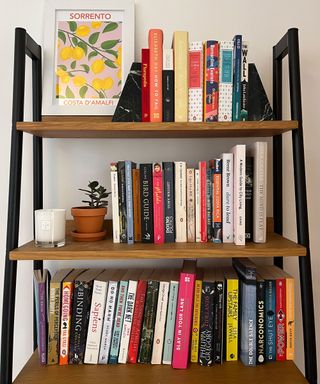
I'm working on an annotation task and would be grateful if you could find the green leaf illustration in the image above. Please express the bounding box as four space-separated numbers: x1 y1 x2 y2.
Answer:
81 64 90 73
89 32 100 45
72 37 79 46
118 80 122 86
58 31 66 44
101 39 120 50
98 91 105 98
67 72 75 77
88 51 98 60
79 86 88 98
105 49 118 58
105 59 117 69
57 65 67 71
103 22 118 33
71 61 76 70
77 41 87 56
66 86 75 98
68 21 77 32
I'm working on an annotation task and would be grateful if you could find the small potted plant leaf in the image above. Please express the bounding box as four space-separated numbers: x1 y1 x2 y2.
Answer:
71 181 111 241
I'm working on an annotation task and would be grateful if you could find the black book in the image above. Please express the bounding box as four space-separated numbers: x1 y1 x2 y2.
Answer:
69 269 104 364
118 161 127 243
256 274 266 364
213 269 224 364
163 162 175 242
140 164 154 243
162 49 174 122
245 156 253 241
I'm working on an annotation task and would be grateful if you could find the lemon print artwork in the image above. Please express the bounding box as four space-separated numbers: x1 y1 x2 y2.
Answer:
56 19 123 101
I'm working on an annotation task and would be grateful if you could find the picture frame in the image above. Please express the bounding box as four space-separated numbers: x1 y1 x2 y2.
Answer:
43 0 134 115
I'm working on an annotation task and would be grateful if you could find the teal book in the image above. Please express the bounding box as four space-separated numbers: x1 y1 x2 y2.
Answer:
232 35 242 121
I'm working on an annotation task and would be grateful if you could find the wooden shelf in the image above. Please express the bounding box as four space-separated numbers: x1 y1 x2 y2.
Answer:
13 351 307 384
16 116 298 139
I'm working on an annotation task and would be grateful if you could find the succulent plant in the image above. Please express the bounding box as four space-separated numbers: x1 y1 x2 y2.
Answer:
79 181 111 208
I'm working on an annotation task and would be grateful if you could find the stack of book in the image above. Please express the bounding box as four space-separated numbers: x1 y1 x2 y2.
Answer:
33 259 294 368
110 141 267 245
142 30 249 123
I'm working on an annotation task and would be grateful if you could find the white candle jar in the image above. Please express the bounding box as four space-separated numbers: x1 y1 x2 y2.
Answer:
35 209 66 247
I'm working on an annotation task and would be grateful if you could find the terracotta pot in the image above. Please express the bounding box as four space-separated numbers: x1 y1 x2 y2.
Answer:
71 207 107 234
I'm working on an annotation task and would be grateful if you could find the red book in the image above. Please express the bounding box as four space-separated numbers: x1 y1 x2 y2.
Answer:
199 161 207 242
148 29 163 122
275 276 286 361
141 48 150 122
153 162 164 243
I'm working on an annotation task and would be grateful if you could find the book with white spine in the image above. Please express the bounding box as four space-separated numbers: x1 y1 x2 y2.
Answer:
231 145 246 245
188 41 203 122
222 153 234 243
247 142 267 243
218 41 234 122
195 169 201 242
175 161 187 242
111 163 120 243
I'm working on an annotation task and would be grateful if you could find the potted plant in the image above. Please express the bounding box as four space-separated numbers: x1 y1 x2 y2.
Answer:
71 181 111 241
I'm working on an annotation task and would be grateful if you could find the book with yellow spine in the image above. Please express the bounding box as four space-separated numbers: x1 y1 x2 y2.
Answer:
190 272 203 362
285 274 294 360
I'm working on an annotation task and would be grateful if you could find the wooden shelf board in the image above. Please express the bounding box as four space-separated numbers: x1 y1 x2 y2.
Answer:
13 351 307 384
16 117 298 138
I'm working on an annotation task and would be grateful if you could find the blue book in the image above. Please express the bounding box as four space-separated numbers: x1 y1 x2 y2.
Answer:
125 161 136 244
232 35 242 121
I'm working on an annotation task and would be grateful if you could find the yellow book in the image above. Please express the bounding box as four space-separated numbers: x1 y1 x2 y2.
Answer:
172 31 189 122
285 275 295 360
190 278 202 362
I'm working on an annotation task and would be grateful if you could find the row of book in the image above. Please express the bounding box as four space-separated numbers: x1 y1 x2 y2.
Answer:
110 141 267 245
142 29 248 123
34 259 294 368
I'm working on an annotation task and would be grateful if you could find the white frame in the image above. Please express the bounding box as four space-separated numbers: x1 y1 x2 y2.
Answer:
43 0 134 115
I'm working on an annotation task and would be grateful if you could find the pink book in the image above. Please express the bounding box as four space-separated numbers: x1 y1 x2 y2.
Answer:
172 260 197 369
153 162 164 243
199 161 207 242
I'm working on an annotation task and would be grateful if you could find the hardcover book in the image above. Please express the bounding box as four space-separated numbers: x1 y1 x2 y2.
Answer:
118 161 127 243
141 48 150 122
218 41 233 122
162 48 174 122
221 153 233 243
188 41 203 122
245 156 254 241
241 42 249 121
111 163 120 243
232 35 242 121
203 40 219 122
149 29 163 122
153 162 164 244
187 168 195 242
174 161 187 242
125 161 136 244
163 162 175 243
140 164 154 243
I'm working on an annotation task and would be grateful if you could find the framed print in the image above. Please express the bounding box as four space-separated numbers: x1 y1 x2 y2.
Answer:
43 0 134 115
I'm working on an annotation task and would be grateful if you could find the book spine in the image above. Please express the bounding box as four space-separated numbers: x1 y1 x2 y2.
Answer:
199 281 215 366
245 157 253 241
118 280 138 364
199 161 207 242
172 272 196 369
214 279 224 364
142 48 150 122
265 280 276 361
125 161 135 244
98 281 118 364
190 279 202 362
84 280 108 364
222 153 233 243
118 161 127 243
111 163 120 243
175 161 187 242
162 48 174 122
128 280 148 363
173 31 189 122
275 277 286 361
232 35 242 121
153 162 164 244
187 168 195 242
256 280 265 364
225 278 238 361
213 159 222 243
240 42 249 121
39 282 47 365
140 164 154 243
204 40 219 122
149 29 163 122
163 162 175 243
286 277 295 360
151 281 170 364
132 169 141 242
162 281 179 364
109 281 128 364
206 169 213 241
195 169 201 243
48 283 60 365
188 41 203 122
218 41 233 122
59 282 73 365
138 281 159 363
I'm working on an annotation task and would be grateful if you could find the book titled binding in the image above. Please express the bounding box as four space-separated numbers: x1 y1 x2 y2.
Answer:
204 40 219 122
256 275 266 364
111 163 120 243
218 41 233 122
141 48 150 122
163 162 175 243
149 29 163 122
140 164 154 243
245 156 253 241
174 161 187 242
125 161 136 244
221 153 233 243
118 161 127 243
241 42 249 121
132 169 141 242
162 48 174 122
188 41 203 122
232 35 242 121
199 161 207 242
153 162 164 244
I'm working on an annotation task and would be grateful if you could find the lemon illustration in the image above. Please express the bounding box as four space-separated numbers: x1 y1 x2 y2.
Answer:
76 25 90 37
91 59 105 74
91 22 102 29
117 68 122 80
56 68 66 77
60 74 70 84
103 77 114 90
115 45 122 67
72 46 85 60
92 78 103 90
56 84 61 96
73 76 86 87
60 47 73 61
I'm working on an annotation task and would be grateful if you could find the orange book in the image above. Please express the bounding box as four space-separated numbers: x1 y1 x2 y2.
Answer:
148 29 163 122
133 169 141 242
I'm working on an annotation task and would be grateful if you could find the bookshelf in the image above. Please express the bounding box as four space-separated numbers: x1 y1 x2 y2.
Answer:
0 27 317 384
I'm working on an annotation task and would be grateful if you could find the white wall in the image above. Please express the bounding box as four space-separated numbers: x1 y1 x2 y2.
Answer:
0 0 319 380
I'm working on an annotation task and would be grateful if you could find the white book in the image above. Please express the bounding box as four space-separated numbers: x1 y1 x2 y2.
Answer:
188 41 203 122
247 142 267 243
187 168 195 242
222 153 234 243
195 169 201 242
163 48 173 70
111 163 120 243
151 280 170 364
218 41 234 122
231 145 246 245
174 161 187 242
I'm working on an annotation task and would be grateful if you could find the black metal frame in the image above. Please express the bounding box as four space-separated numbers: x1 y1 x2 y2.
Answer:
0 27 317 384
273 28 317 384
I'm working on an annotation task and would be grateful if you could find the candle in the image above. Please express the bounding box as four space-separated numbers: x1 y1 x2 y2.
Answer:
35 209 66 247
